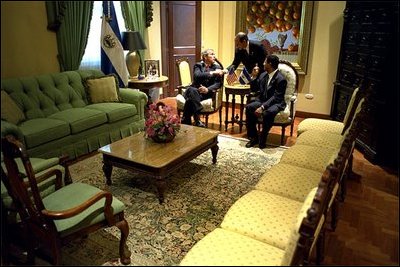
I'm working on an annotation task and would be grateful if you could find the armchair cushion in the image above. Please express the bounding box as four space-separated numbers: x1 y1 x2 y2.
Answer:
176 93 214 112
43 182 125 237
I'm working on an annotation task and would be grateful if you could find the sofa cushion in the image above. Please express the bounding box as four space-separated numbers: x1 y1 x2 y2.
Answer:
84 74 120 104
1 90 26 125
220 190 303 250
19 118 70 148
85 103 137 123
48 108 108 134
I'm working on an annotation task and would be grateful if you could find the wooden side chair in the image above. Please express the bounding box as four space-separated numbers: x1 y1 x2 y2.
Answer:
175 57 224 127
1 135 131 265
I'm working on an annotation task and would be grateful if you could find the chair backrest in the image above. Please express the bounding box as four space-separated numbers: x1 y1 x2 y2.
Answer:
176 57 192 87
1 135 61 232
278 60 299 106
288 163 339 265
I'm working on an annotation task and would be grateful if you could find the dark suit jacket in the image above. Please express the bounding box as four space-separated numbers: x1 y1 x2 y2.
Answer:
191 61 222 94
228 40 267 72
250 70 287 112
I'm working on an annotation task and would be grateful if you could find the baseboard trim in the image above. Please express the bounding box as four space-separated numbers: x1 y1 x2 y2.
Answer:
296 111 332 120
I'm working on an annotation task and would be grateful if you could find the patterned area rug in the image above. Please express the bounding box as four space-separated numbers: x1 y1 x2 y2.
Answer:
60 135 286 266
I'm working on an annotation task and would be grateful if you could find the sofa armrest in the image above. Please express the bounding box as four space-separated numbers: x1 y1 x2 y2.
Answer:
1 120 24 142
119 88 148 120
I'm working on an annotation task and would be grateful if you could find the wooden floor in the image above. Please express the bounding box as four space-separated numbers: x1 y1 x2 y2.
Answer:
161 97 399 266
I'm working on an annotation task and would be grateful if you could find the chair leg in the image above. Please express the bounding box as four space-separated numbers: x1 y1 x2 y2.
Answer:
116 218 131 265
330 196 339 231
219 108 222 129
290 121 294 136
316 230 325 264
205 115 209 127
280 126 286 145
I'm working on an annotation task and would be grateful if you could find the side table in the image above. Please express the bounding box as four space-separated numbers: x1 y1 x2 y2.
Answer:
224 83 250 132
128 75 169 104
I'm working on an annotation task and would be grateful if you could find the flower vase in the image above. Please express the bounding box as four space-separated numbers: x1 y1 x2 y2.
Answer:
151 132 176 143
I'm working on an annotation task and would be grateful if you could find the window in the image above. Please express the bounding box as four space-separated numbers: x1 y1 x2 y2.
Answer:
80 1 126 69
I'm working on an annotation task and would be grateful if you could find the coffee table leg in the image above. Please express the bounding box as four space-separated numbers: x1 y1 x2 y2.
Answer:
102 162 113 185
155 176 166 204
211 144 219 164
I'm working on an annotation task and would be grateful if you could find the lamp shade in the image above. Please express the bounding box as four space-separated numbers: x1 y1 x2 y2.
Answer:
121 31 147 51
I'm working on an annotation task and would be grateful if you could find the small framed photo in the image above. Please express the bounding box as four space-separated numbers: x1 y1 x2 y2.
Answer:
144 59 160 78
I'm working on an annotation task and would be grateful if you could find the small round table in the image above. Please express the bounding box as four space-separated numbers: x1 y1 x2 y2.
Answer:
224 83 251 133
128 75 169 104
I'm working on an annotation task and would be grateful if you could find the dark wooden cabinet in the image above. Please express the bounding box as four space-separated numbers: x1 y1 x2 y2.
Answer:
331 2 399 168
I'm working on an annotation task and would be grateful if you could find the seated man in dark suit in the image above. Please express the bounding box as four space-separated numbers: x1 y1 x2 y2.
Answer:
245 55 287 149
181 49 224 127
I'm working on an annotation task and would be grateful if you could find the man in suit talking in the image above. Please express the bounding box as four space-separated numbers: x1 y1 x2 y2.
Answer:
245 55 287 149
226 32 267 76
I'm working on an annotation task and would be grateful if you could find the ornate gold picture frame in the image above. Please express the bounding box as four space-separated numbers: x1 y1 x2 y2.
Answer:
236 1 314 75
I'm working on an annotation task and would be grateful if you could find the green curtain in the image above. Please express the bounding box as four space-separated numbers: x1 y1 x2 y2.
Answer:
52 1 93 71
121 1 147 70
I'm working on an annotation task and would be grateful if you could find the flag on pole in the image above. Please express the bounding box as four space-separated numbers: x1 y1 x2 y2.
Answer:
100 1 128 87
226 68 238 85
239 67 252 85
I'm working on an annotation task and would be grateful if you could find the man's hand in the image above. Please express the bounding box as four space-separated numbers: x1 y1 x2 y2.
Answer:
251 63 260 79
210 69 225 76
198 85 208 94
255 106 263 117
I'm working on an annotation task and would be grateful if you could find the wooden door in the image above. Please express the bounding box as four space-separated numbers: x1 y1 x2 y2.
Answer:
161 1 201 97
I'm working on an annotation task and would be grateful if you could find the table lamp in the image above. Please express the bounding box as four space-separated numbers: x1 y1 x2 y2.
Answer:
121 31 147 78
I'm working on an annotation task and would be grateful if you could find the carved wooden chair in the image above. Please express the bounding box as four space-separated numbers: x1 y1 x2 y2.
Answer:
1 135 131 265
175 57 224 127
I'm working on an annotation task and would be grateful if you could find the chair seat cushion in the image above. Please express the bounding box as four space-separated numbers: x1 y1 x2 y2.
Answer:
296 129 343 149
279 144 338 173
255 163 322 202
43 182 125 237
180 228 285 266
221 190 303 250
297 118 344 136
176 94 214 112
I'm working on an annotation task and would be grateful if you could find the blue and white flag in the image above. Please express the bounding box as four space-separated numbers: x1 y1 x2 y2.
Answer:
239 67 252 85
101 1 128 87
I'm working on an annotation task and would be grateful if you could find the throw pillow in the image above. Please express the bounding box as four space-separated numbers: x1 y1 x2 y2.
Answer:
84 74 121 103
1 90 26 125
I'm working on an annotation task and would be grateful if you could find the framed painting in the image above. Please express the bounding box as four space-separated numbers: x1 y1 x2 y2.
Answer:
236 1 314 75
144 59 160 78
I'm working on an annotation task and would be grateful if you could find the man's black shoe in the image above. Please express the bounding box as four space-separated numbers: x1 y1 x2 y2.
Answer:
258 143 267 149
245 139 258 148
195 120 206 128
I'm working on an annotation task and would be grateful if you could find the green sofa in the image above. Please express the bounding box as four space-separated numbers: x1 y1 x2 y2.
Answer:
1 69 147 160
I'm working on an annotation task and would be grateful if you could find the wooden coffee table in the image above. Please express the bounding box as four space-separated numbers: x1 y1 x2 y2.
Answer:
98 125 220 203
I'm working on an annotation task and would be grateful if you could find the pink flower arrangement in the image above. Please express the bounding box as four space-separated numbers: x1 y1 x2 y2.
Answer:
145 102 181 142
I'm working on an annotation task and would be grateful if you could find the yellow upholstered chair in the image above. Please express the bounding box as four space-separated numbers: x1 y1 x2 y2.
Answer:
180 164 338 266
175 57 224 127
1 135 131 265
297 86 361 136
